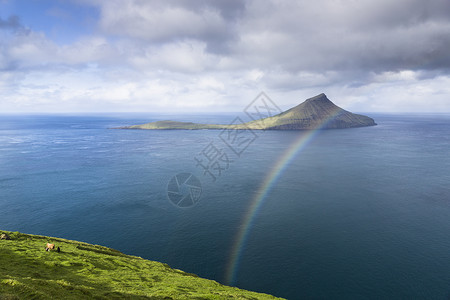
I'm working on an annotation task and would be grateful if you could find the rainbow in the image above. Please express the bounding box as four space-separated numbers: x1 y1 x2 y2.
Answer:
224 112 342 285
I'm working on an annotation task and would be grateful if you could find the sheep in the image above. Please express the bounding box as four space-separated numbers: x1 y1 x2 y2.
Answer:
45 243 55 251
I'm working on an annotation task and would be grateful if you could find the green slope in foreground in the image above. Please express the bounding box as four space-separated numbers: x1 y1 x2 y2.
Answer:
0 230 283 299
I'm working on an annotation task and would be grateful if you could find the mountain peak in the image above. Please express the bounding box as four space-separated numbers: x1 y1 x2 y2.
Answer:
304 93 330 103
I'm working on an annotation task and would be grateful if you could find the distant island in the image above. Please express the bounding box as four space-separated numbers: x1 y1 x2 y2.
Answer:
118 93 376 130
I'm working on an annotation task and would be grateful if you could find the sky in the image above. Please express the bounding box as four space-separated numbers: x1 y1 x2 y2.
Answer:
1 0 450 113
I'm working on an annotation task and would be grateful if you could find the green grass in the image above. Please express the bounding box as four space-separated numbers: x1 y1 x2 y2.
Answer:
0 230 283 299
127 121 227 130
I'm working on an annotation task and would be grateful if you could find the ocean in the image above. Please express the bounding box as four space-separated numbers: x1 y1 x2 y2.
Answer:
0 113 449 299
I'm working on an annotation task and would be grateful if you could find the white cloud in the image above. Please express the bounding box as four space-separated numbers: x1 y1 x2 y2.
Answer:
98 1 224 40
127 41 219 73
1 0 450 113
331 71 450 113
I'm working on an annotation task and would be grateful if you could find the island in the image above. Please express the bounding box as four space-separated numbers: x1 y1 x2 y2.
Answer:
119 94 376 130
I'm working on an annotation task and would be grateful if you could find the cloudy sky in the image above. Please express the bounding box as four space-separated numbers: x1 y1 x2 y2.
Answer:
1 0 450 113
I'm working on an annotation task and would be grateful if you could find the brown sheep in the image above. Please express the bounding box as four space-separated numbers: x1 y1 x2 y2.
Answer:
0 233 11 240
45 243 55 251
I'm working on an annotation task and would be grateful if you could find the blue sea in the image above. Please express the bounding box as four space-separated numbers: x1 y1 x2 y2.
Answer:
1 113 450 299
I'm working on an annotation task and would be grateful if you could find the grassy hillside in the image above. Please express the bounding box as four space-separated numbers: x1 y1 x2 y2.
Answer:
126 120 227 130
0 230 283 299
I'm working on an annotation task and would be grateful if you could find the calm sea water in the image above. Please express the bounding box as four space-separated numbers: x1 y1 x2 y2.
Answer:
1 113 449 299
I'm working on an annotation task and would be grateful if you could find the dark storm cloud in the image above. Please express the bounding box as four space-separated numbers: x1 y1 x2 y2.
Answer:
233 0 450 76
175 0 246 21
179 0 247 53
5 0 450 76
337 0 450 72
103 0 450 75
96 0 247 54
